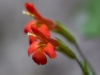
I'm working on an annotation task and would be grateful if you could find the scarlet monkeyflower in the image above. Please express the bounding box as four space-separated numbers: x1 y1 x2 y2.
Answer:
24 20 50 37
24 2 57 30
28 25 58 65
24 20 51 44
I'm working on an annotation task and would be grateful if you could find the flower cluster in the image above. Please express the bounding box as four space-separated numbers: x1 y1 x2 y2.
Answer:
23 2 58 65
22 2 96 75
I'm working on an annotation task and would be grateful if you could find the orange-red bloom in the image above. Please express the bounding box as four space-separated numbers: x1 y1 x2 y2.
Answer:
24 20 50 37
23 2 59 65
24 2 57 30
24 20 51 44
28 26 58 65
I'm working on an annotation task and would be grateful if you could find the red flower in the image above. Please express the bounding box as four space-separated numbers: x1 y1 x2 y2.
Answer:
24 20 36 34
28 26 58 65
24 20 50 37
24 2 43 20
23 2 59 65
24 20 51 44
31 25 58 46
24 2 57 30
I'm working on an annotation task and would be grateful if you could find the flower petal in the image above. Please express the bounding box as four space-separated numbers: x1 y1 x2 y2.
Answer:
29 35 37 45
24 2 43 20
47 37 59 46
38 24 50 37
44 43 56 59
24 20 35 33
40 17 57 30
31 25 47 39
28 42 39 56
31 25 59 46
24 2 57 30
32 51 47 65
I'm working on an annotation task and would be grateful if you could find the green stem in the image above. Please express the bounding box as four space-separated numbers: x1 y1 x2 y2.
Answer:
75 43 96 75
55 21 96 75
56 47 89 75
76 58 89 75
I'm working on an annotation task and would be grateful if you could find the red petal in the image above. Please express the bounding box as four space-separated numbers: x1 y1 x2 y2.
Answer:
29 35 37 45
31 25 47 39
32 51 47 65
24 2 43 20
38 24 50 37
24 20 35 33
46 37 59 46
24 2 57 30
44 43 56 59
24 2 34 12
31 25 59 46
41 17 56 30
28 42 39 56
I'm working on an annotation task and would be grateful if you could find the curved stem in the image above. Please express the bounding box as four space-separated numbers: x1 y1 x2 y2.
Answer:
75 43 96 75
54 21 96 75
76 58 89 75
56 46 89 75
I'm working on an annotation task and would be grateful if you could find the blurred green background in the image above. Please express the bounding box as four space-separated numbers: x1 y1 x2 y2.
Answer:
73 0 100 38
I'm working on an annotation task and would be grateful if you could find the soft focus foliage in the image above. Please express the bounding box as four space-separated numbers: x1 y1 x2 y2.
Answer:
73 0 100 38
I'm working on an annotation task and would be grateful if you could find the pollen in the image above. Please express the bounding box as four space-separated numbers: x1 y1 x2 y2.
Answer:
22 10 34 17
27 32 36 37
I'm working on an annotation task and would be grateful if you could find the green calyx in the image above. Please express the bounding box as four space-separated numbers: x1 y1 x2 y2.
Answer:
56 38 76 59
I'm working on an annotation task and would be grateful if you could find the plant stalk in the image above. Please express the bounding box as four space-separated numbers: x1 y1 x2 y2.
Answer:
75 43 96 75
76 58 89 75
